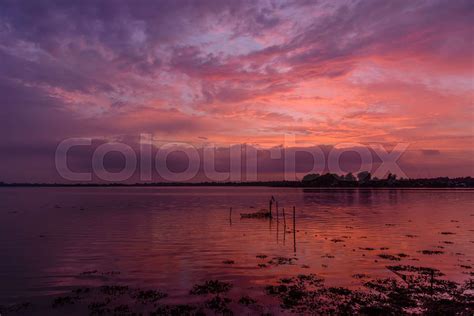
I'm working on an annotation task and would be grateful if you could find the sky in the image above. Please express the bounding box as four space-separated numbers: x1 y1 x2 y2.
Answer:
0 0 473 182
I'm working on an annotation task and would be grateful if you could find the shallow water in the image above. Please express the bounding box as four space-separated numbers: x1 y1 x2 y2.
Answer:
0 187 472 310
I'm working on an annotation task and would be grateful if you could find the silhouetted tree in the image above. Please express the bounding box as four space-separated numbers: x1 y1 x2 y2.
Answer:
302 173 320 182
357 171 371 183
387 173 397 185
311 173 340 186
344 173 356 182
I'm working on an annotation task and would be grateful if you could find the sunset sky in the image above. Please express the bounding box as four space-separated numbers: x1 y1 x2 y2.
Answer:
0 0 473 182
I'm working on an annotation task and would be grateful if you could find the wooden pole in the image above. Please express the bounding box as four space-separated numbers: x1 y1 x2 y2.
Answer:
282 208 286 243
276 201 279 222
293 206 296 253
269 199 272 218
276 208 279 243
229 207 232 225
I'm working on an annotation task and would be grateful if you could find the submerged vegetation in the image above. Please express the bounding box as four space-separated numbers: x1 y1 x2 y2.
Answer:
266 268 473 315
240 209 272 219
3 261 472 315
190 280 232 296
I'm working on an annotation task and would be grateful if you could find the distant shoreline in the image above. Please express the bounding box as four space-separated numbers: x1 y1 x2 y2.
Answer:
1 177 473 188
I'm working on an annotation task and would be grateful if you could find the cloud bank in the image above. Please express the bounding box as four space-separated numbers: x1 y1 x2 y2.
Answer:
0 0 472 182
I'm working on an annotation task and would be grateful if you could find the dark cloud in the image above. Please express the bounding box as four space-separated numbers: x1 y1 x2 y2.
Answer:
0 50 114 94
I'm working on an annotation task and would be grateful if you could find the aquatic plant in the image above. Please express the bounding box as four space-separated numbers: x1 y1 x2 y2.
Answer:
151 304 203 316
265 268 474 314
377 253 401 261
240 209 272 219
238 295 257 306
52 296 77 308
88 300 111 315
321 254 335 258
268 256 298 266
100 285 129 296
0 302 33 314
80 270 98 275
418 250 445 255
190 280 232 295
113 304 131 314
205 296 232 315
132 289 168 304
73 287 90 295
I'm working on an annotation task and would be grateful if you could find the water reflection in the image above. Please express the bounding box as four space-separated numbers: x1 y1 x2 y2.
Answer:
0 187 472 306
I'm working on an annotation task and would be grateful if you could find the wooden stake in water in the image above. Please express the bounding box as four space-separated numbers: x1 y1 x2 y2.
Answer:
269 199 272 218
293 206 296 253
229 207 232 226
276 209 279 243
276 201 279 222
282 208 286 243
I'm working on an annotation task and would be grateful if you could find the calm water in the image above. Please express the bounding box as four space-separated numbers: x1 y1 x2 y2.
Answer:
0 187 473 309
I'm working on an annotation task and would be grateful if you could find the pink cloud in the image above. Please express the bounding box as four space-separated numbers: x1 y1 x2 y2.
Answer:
0 0 472 181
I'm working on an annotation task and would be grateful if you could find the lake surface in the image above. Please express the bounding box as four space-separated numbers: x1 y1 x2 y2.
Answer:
0 187 473 313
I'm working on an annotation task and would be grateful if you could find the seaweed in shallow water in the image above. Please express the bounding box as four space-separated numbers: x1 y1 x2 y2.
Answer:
265 266 474 315
268 256 298 266
132 289 168 304
190 280 232 295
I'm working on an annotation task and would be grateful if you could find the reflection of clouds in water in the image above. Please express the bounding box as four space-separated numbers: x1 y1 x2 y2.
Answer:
0 187 471 304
